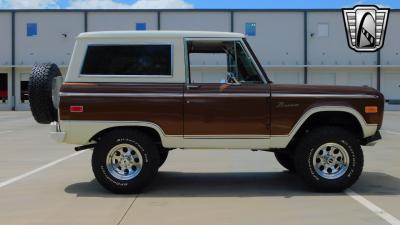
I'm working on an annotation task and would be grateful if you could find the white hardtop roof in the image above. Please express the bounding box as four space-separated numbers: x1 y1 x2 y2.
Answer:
78 31 245 39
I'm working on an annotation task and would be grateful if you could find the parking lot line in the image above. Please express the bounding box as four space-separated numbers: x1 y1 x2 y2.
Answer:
346 189 400 225
0 130 13 135
0 150 87 189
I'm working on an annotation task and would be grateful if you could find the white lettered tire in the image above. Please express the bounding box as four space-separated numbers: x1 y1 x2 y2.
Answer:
92 129 160 194
294 126 364 192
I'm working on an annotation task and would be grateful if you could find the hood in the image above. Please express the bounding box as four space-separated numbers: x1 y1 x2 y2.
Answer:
270 84 383 98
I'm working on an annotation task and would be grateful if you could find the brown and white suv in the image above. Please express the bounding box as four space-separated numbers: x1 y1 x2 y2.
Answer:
28 31 384 194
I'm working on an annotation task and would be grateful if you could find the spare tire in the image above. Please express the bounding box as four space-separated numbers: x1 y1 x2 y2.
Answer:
28 63 62 124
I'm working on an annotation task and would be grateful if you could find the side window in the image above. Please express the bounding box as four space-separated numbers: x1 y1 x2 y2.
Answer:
187 40 262 84
189 52 227 83
234 42 262 83
81 45 172 76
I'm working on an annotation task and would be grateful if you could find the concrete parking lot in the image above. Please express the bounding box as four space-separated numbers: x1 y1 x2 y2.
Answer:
0 111 399 225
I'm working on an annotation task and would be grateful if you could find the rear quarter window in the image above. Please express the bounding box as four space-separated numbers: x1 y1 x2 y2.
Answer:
81 45 172 76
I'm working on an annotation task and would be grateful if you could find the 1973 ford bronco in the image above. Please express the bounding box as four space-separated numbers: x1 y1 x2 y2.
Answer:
28 31 384 194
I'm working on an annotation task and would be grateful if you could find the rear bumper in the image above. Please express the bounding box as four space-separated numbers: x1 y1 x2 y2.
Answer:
361 131 381 146
49 121 65 143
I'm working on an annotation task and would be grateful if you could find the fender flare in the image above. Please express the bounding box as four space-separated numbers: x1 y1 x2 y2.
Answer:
289 106 377 139
60 120 182 147
270 106 378 148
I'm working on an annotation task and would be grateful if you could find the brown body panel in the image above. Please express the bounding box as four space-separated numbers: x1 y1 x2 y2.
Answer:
184 83 270 135
60 82 383 137
60 82 184 135
270 84 384 135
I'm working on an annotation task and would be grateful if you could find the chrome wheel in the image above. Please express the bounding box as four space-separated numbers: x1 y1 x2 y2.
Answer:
312 143 349 180
106 144 143 180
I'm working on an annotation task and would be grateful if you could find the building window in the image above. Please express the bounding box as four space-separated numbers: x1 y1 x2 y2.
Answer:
245 22 256 36
318 23 329 37
81 45 172 76
136 23 146 31
27 23 38 37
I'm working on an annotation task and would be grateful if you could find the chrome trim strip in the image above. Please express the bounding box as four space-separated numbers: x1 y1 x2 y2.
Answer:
61 92 374 98
59 92 182 97
185 93 269 98
273 93 378 99
60 92 270 98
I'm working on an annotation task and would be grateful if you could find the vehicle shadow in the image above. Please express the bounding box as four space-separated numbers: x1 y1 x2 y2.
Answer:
64 171 400 198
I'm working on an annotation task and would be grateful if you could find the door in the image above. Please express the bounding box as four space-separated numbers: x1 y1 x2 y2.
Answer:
0 73 8 104
0 73 11 110
382 72 400 109
16 73 30 110
183 39 270 147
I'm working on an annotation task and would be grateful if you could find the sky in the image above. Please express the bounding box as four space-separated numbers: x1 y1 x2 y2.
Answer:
0 0 398 9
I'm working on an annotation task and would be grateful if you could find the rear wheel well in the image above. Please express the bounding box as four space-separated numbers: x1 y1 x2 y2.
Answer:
90 126 162 146
288 111 363 149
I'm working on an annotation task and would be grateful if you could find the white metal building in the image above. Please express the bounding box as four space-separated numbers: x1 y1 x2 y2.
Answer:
0 9 399 110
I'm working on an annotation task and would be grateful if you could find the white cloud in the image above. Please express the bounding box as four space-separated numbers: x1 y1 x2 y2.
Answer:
0 0 59 8
68 0 194 9
0 0 193 9
68 0 126 9
131 0 193 9
376 4 390 8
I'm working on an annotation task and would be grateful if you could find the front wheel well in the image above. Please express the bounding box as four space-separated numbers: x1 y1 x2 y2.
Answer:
289 111 364 147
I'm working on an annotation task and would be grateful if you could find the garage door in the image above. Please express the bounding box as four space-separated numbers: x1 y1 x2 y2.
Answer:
270 72 302 84
347 73 374 87
0 73 11 110
16 73 30 110
335 73 375 87
382 73 400 107
309 73 336 85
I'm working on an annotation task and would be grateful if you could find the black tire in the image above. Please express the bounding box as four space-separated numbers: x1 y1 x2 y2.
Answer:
28 63 61 124
92 129 160 194
158 149 169 168
294 126 363 192
274 151 296 172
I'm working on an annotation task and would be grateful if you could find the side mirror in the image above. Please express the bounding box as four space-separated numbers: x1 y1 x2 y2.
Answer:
226 72 240 85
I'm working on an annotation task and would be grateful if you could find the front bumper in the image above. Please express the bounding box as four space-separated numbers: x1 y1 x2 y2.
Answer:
50 121 66 143
361 131 381 146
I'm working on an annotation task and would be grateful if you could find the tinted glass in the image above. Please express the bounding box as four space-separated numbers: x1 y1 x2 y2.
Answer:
234 42 262 83
187 40 262 84
81 45 172 75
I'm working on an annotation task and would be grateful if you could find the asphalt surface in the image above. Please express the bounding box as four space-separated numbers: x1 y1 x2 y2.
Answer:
0 111 399 225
